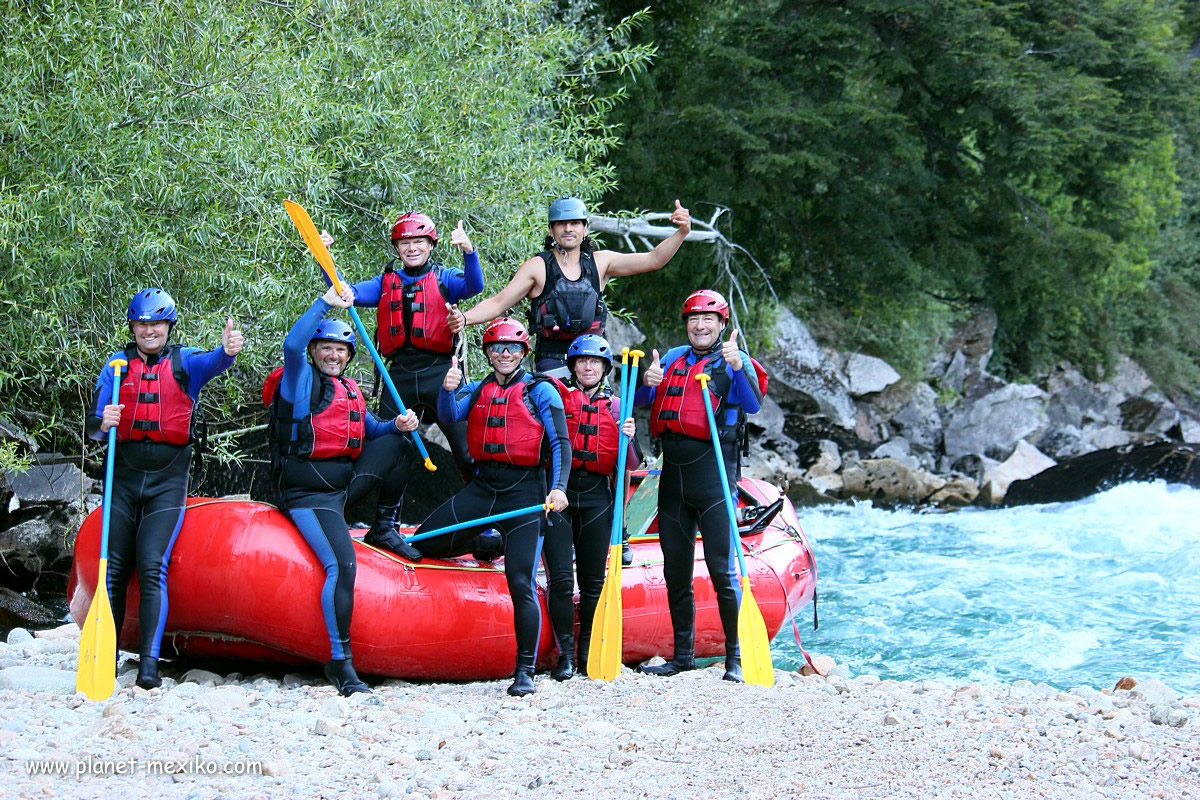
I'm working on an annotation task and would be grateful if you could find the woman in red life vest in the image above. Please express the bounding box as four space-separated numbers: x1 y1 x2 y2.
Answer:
87 288 244 689
319 215 483 554
266 284 419 696
448 197 692 378
409 317 570 697
633 290 762 683
541 334 637 679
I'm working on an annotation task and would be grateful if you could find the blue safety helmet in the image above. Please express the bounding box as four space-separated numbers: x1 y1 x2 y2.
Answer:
310 319 356 359
566 334 614 369
127 288 177 323
548 196 589 224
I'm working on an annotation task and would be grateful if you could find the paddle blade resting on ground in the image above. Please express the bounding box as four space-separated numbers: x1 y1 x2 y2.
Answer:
75 558 117 700
737 575 775 687
587 545 625 680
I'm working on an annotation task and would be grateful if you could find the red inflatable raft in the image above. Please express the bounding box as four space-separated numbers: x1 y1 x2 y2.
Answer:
68 473 817 681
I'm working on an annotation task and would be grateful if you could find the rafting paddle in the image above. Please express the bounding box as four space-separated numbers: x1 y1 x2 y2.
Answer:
283 199 436 472
76 358 127 700
401 503 550 545
696 372 775 687
588 347 643 681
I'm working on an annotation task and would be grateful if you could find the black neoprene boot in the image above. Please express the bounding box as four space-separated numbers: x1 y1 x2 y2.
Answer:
638 657 697 676
364 506 423 562
471 530 504 562
324 657 371 696
621 526 633 566
723 650 744 683
507 656 536 697
551 634 576 681
576 631 591 676
136 656 162 690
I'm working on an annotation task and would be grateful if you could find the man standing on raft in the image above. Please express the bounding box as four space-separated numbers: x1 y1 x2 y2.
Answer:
449 197 692 378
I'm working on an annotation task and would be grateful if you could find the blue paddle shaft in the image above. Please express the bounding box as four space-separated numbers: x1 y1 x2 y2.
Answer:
404 503 547 544
697 376 749 579
98 363 125 562
344 306 433 464
608 355 639 547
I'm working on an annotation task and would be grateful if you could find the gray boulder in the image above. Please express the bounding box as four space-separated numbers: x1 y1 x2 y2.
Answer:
943 384 1048 461
843 353 901 397
763 308 857 429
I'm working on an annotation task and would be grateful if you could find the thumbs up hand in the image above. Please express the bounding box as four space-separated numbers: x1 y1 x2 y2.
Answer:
222 316 245 356
450 220 474 254
670 199 692 235
443 355 463 391
644 349 664 387
721 329 742 371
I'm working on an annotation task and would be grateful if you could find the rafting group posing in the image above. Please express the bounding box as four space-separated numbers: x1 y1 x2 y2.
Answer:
87 197 766 698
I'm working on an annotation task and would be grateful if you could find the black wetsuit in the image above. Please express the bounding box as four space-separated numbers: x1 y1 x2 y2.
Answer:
87 343 235 660
414 370 570 682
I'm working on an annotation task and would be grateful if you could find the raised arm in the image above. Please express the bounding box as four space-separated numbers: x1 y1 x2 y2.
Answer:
459 256 543 327
595 200 692 285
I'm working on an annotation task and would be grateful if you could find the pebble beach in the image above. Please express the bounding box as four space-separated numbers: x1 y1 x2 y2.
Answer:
1 623 1197 799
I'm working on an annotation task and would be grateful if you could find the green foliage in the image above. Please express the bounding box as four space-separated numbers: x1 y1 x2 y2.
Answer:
597 0 1199 382
0 0 647 450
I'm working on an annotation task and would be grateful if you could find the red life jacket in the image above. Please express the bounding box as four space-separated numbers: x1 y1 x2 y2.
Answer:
564 386 620 475
115 346 194 446
649 354 728 441
375 265 455 356
466 376 547 468
263 365 366 460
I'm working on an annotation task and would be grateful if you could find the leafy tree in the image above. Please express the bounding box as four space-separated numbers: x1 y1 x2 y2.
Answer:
597 0 1198 380
0 0 648 454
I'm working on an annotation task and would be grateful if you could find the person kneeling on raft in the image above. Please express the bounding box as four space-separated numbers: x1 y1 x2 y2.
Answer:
408 317 570 697
266 283 420 696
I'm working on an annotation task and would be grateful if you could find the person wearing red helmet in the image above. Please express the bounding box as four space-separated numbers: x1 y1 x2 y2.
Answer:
87 288 244 690
633 289 762 683
264 283 420 696
448 197 692 378
408 317 571 697
324 214 483 554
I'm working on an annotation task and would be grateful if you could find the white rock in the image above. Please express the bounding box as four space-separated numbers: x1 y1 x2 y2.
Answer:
314 718 344 736
1167 709 1188 728
1127 741 1151 761
321 696 350 719
1134 678 1177 708
180 668 224 686
6 628 34 645
0 666 78 694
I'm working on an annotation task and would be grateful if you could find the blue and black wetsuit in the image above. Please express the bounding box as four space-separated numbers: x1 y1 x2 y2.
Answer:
635 346 760 671
271 297 411 662
411 369 570 690
87 343 235 660
352 252 483 495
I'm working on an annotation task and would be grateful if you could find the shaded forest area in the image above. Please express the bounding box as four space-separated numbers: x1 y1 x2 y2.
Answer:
3 0 1199 467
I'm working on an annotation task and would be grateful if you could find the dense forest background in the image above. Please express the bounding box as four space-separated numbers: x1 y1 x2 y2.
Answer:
2 0 1199 468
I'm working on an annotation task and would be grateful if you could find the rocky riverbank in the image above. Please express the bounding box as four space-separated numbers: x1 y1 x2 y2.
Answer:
1 624 1196 799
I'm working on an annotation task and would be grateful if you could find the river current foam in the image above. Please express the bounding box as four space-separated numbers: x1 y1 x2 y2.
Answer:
773 480 1200 693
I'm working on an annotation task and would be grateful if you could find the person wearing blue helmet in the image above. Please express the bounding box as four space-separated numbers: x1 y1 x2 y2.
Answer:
264 283 421 696
87 288 244 689
541 333 638 678
449 196 692 378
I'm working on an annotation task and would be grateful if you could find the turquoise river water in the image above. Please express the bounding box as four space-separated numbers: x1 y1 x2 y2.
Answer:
771 481 1200 695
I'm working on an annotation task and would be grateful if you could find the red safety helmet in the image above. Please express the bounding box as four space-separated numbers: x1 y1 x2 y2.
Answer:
681 289 729 321
482 317 530 353
390 212 438 246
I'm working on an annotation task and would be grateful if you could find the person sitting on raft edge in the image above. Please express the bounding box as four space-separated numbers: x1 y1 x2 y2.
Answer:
263 282 420 696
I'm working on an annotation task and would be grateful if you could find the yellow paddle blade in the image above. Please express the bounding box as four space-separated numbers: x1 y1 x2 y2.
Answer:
586 545 625 681
283 199 343 293
737 575 775 687
75 559 117 700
